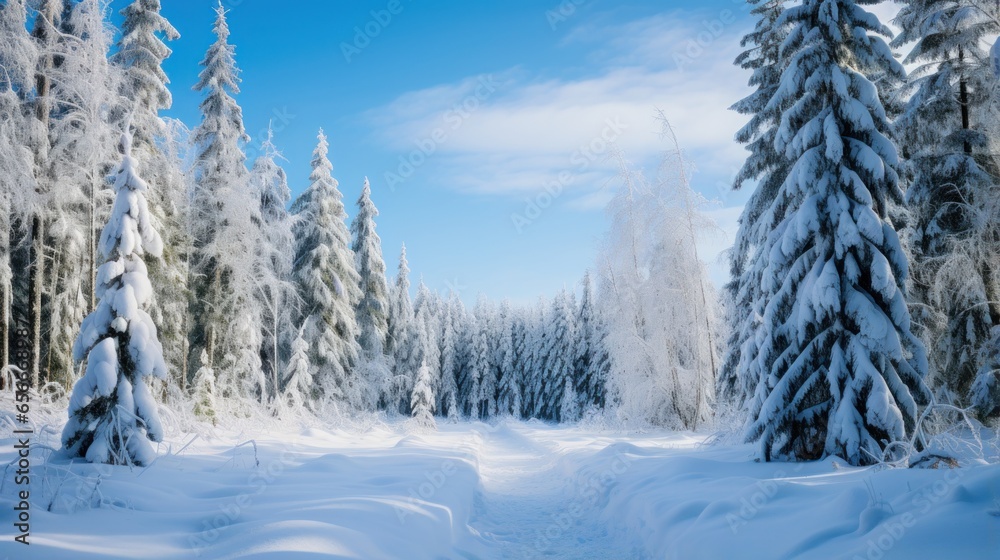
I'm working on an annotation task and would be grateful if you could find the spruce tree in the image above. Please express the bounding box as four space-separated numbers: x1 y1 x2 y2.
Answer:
192 350 217 423
250 128 293 400
411 362 437 429
352 177 391 408
63 130 166 466
387 245 418 411
0 0 36 376
720 0 790 409
574 272 608 410
283 325 313 409
292 130 362 409
496 300 521 417
743 0 930 465
538 291 575 421
189 2 249 380
893 1 1000 407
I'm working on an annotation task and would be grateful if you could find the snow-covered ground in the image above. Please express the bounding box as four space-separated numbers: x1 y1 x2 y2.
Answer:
1 398 999 559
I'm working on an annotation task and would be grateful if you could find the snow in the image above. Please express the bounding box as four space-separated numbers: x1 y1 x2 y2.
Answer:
3 401 997 559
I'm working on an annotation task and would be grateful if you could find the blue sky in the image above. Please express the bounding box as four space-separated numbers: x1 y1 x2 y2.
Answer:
110 0 768 304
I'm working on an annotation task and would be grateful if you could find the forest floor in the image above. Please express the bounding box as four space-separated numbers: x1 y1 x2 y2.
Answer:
1 393 998 559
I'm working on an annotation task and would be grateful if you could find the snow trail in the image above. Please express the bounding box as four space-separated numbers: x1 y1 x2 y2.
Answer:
465 424 641 560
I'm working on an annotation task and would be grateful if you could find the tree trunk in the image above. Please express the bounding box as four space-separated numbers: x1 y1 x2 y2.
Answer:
28 216 43 388
28 0 58 390
959 47 971 155
1 281 8 389
90 172 97 311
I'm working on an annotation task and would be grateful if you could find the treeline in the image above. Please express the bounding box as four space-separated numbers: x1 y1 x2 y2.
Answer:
0 0 614 426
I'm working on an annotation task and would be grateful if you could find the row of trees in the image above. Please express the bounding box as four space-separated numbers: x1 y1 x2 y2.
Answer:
720 0 1000 465
0 1 629 465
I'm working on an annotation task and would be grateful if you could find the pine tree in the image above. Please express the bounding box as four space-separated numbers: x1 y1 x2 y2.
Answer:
192 350 217 423
189 2 249 381
475 298 498 419
496 300 521 417
411 362 437 429
44 0 121 388
387 245 420 413
521 298 547 419
413 281 442 407
574 272 608 410
893 1 1000 407
0 0 36 377
560 377 580 423
450 295 474 416
62 130 166 466
467 310 488 419
720 0 791 410
446 390 459 423
113 0 186 390
742 0 930 465
437 292 464 416
352 177 391 408
292 130 362 409
250 128 293 401
283 325 313 409
113 0 179 154
538 291 575 420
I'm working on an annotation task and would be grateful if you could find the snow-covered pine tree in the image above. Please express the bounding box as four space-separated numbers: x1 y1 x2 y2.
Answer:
537 291 575 421
41 0 121 388
893 1 1000 407
292 130 362 410
188 2 249 380
413 281 442 409
521 298 547 419
62 129 166 466
113 0 179 154
466 309 488 419
192 350 217 423
283 324 313 410
0 0 37 375
574 271 608 411
475 298 498 419
436 294 459 416
113 0 187 390
446 390 459 423
495 300 521 417
720 0 791 410
560 377 580 423
411 362 437 429
450 294 475 416
249 127 294 400
16 0 66 390
351 177 391 409
743 0 930 465
387 245 421 413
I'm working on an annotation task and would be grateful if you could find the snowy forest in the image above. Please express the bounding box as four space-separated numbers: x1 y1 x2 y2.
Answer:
1 0 999 558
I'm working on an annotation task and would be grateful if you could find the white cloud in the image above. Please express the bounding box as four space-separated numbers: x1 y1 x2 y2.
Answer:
364 9 753 206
